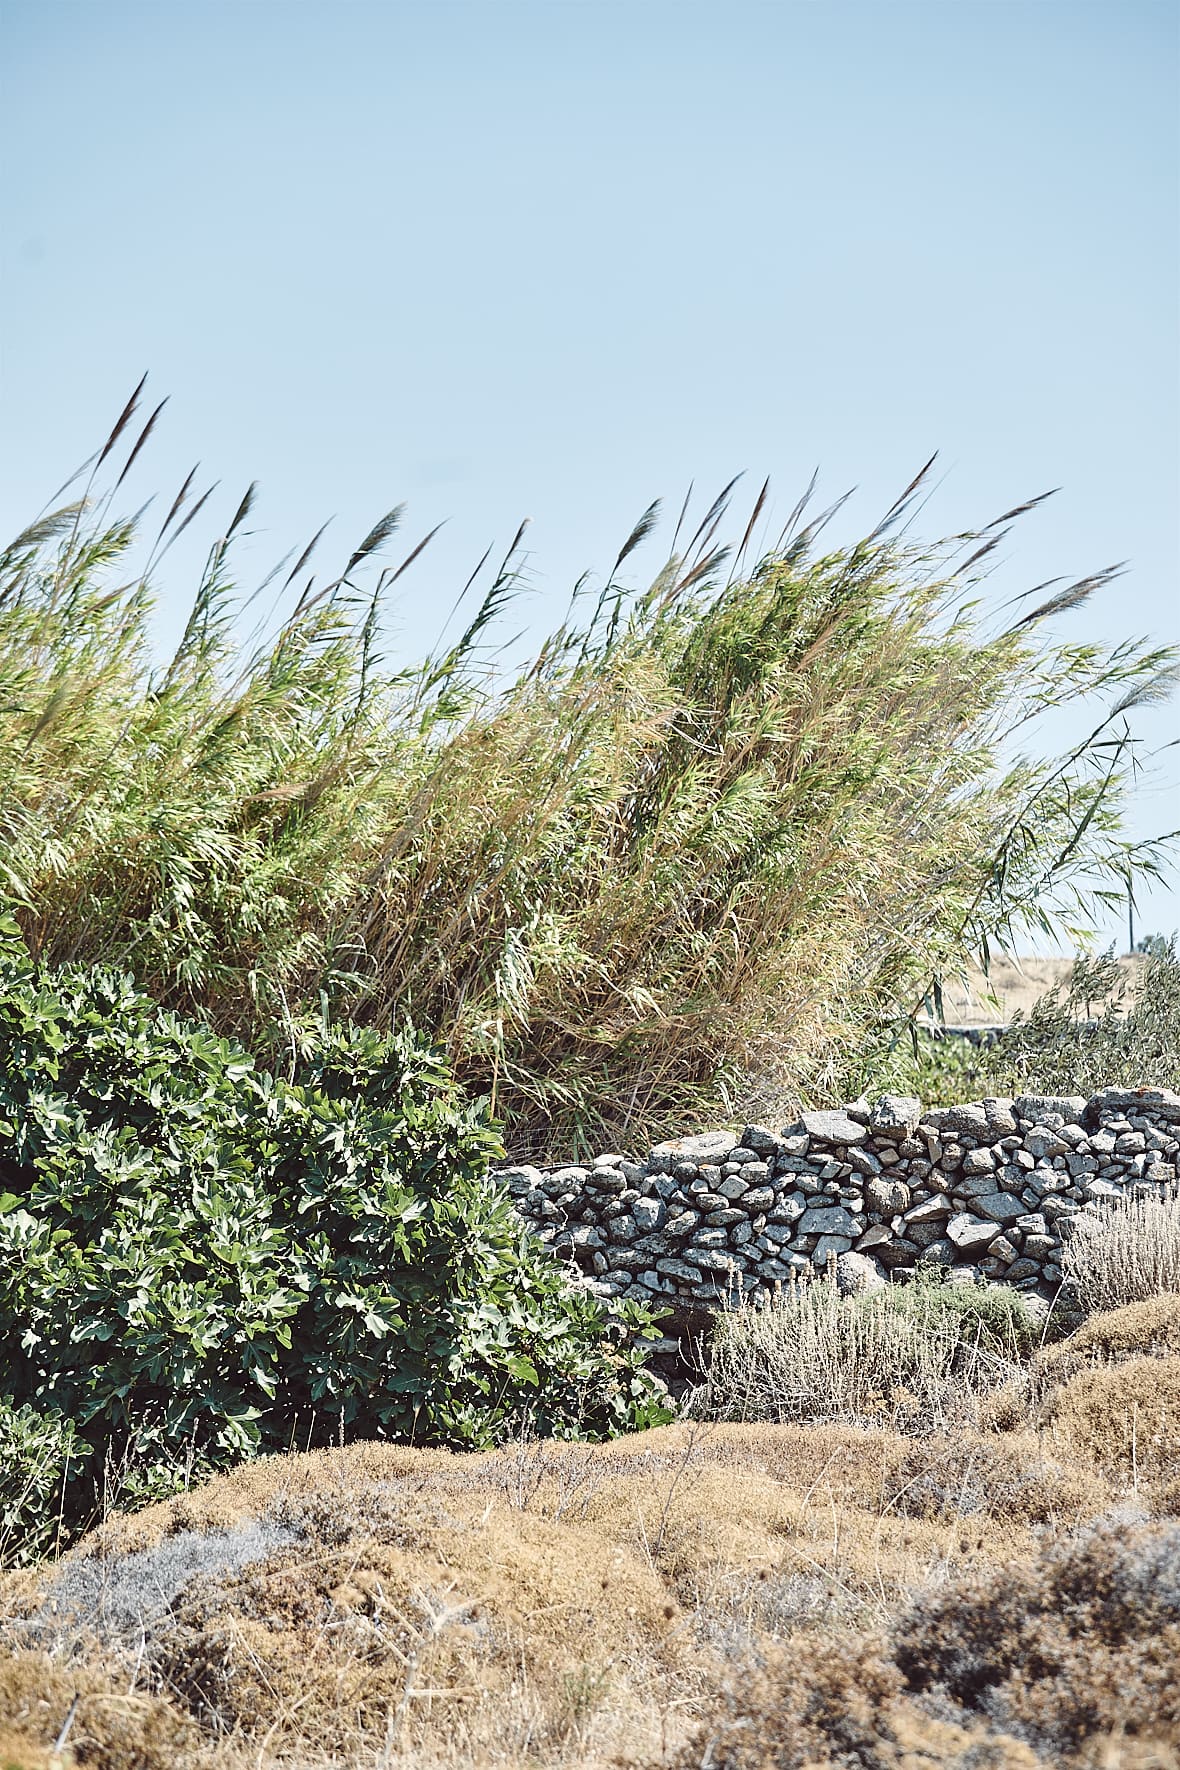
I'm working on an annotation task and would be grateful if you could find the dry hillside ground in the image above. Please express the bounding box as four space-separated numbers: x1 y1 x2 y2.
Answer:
2 1298 1179 1770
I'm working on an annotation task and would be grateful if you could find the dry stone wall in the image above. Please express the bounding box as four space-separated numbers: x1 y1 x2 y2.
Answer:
494 1088 1180 1314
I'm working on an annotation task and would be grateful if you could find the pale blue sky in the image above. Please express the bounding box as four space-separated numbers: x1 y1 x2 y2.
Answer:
2 0 1178 944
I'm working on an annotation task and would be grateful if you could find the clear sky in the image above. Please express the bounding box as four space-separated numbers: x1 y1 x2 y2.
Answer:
2 0 1178 945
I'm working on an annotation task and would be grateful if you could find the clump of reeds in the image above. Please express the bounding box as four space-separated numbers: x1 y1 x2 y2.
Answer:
1 381 1175 1152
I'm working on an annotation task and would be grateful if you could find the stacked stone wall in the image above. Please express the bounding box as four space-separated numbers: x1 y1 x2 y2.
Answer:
494 1088 1180 1315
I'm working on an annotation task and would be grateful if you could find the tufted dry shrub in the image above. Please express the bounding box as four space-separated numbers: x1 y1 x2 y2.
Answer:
688 1273 1029 1432
676 1522 1180 1769
1063 1188 1180 1313
895 1520 1180 1759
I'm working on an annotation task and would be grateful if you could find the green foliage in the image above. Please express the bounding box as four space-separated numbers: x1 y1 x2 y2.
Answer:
0 915 670 1552
0 1395 82 1566
1 402 1175 1150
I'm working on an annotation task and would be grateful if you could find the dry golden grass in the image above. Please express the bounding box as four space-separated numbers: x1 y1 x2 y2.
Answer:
919 955 1143 1027
3 1300 1180 1769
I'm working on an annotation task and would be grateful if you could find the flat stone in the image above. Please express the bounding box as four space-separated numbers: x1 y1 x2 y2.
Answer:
1089 1087 1180 1122
495 1165 544 1194
741 1125 780 1155
903 1195 952 1225
922 1103 992 1139
650 1131 739 1166
1015 1093 1087 1126
694 1247 744 1274
655 1257 704 1283
972 1191 1026 1225
798 1203 858 1237
854 1224 896 1251
799 1110 869 1146
812 1233 854 1265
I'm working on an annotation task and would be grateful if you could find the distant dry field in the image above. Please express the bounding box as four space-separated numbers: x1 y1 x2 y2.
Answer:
918 955 1142 1028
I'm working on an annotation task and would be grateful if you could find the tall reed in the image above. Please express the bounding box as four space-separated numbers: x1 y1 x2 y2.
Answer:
0 386 1174 1150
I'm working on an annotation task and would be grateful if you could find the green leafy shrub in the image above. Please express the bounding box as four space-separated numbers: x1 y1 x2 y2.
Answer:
0 1396 83 1566
0 915 670 1546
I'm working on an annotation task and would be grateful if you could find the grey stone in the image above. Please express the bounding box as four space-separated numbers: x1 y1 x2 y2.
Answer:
876 1238 919 1269
1023 1128 1071 1161
663 1210 700 1238
916 1236 956 1269
1083 1178 1125 1202
812 1233 854 1265
854 1224 895 1251
717 1174 751 1200
656 1257 704 1283
953 1173 1004 1200
799 1109 869 1146
865 1177 911 1215
983 1098 1019 1136
631 1196 664 1233
496 1165 544 1195
798 1203 858 1237
757 1257 798 1280
835 1251 887 1295
1089 1087 1180 1122
961 1147 997 1177
1015 1094 1087 1125
869 1094 922 1138
972 1191 1026 1225
946 1213 1001 1255
703 1208 747 1227
742 1186 776 1213
741 1125 780 1155
694 1247 743 1273
903 1195 952 1225
922 1102 992 1140
651 1131 739 1166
